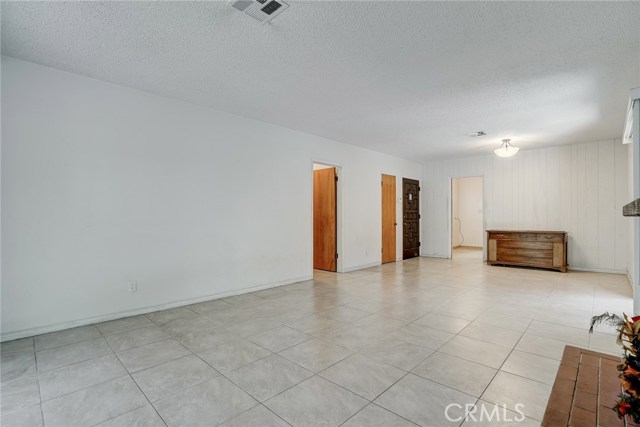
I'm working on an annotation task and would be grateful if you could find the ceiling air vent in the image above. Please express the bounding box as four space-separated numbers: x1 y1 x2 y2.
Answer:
230 0 289 24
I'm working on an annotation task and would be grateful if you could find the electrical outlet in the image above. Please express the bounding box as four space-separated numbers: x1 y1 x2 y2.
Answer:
129 282 137 292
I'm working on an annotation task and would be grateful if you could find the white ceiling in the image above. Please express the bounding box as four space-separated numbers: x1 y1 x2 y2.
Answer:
2 1 639 160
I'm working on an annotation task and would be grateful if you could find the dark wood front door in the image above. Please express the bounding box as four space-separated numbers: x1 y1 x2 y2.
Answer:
313 167 337 271
402 178 420 259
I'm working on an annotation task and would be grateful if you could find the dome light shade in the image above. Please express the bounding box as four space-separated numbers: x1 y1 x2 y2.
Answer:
494 139 519 157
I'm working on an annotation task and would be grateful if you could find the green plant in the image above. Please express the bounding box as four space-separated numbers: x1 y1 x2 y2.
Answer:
590 312 640 422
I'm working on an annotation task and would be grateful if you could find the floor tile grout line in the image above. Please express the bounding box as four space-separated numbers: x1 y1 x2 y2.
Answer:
336 371 414 426
125 349 223 407
126 368 176 427
34 333 105 354
315 355 405 400
471 278 561 422
36 354 130 405
106 333 173 354
147 326 306 416
39 373 144 427
212 354 315 402
36 347 116 376
474 317 536 401
238 344 370 413
196 347 274 375
86 377 157 427
369 274 507 425
408 354 498 397
190 344 304 416
6 257 631 426
259 403 295 427
366 401 422 426
105 323 258 426
245 331 314 354
97 321 155 338
31 337 47 427
39 373 130 405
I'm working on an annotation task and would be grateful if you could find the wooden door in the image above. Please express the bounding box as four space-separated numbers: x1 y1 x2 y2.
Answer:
313 167 337 271
403 178 420 259
381 174 396 263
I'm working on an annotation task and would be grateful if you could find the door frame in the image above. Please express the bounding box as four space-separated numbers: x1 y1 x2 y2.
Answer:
311 160 343 273
448 175 486 261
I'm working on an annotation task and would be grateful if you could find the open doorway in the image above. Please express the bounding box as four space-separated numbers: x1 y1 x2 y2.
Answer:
313 163 338 272
451 176 484 260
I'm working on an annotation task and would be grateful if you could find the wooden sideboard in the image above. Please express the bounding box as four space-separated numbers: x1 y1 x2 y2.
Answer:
487 230 568 272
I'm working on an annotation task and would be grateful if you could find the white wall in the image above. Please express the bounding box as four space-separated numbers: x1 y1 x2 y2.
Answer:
451 177 483 248
451 179 460 247
422 140 629 274
0 57 422 340
629 99 640 312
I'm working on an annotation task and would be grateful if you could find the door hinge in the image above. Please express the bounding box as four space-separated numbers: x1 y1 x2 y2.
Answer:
419 242 421 246
335 253 339 259
335 176 338 182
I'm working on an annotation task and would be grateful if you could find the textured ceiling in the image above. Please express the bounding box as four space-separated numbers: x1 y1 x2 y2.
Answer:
2 1 639 160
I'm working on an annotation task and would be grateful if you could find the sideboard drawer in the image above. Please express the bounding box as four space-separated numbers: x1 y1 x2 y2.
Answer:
497 240 553 251
489 232 538 241
497 247 553 260
536 233 564 243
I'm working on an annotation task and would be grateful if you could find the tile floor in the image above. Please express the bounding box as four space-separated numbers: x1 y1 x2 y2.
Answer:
1 249 632 426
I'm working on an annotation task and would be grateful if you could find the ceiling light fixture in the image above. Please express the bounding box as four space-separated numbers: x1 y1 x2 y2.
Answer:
493 139 519 158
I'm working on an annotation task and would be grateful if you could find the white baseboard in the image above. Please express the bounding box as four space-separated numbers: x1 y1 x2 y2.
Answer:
343 257 435 272
342 261 381 272
420 253 449 259
0 275 313 342
567 266 628 275
419 253 627 276
7 260 626 342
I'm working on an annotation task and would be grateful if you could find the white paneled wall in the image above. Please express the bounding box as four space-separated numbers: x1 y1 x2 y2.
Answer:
422 140 629 273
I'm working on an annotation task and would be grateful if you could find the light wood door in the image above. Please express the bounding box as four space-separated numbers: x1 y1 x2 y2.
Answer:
313 167 337 271
382 174 396 263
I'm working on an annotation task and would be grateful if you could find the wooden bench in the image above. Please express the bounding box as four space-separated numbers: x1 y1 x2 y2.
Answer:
542 346 630 427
